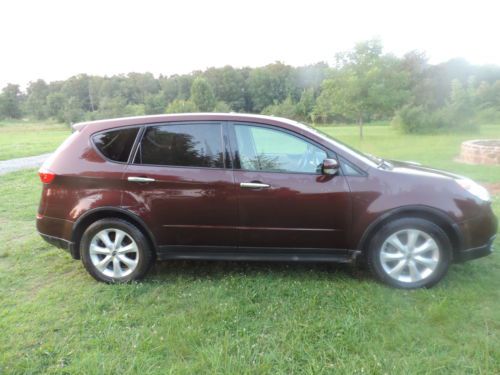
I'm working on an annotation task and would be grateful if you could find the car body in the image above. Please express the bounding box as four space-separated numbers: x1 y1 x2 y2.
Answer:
37 113 497 287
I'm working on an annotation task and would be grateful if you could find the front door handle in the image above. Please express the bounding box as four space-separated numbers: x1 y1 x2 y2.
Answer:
240 182 270 189
128 176 156 183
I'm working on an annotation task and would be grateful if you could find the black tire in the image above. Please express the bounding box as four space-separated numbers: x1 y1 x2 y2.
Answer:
367 218 452 289
80 218 154 283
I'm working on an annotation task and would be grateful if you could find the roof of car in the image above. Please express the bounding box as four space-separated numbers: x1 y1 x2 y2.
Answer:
72 113 309 133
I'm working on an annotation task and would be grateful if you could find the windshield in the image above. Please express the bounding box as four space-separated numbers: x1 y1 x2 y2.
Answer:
298 123 381 168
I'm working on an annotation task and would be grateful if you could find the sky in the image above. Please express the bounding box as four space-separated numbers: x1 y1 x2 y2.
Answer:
1 0 499 89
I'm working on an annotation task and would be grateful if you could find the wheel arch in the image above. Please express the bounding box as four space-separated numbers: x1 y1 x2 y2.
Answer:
357 205 464 259
71 207 157 260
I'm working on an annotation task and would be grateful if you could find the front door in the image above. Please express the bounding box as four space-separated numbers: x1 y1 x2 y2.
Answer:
122 121 238 249
230 123 351 250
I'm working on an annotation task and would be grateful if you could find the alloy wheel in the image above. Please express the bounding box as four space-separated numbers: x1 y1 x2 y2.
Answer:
89 228 139 278
379 229 440 283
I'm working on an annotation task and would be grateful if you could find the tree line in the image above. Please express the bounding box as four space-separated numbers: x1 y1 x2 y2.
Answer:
1 40 499 134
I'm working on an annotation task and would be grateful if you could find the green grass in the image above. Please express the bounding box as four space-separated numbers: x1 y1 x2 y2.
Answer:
0 123 500 374
323 123 500 183
0 120 70 161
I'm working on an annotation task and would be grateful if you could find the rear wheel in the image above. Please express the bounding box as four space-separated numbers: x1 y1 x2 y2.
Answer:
367 218 452 288
80 218 154 283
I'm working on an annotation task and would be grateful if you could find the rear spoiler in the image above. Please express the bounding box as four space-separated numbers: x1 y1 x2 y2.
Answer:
71 122 87 133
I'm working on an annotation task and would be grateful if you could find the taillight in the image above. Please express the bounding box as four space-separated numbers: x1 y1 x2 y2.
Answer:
38 168 56 184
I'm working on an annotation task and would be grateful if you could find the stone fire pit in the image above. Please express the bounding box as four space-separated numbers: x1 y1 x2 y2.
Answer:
459 139 500 165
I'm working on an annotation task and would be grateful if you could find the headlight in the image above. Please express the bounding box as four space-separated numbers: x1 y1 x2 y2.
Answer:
455 179 491 202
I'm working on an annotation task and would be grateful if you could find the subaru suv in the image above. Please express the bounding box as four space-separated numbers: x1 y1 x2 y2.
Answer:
36 114 497 288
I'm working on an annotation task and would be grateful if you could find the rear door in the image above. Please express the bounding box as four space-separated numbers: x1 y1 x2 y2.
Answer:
229 122 351 250
122 122 238 249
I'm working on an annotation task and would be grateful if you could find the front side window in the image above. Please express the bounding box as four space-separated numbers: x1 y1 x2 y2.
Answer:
135 123 224 168
234 124 327 174
93 127 139 162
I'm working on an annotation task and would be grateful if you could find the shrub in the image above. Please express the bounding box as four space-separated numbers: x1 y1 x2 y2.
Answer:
394 81 478 134
213 101 231 113
476 107 500 124
393 104 478 134
261 97 298 120
124 104 146 117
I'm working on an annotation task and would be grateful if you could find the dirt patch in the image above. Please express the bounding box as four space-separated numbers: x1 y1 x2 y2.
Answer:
483 183 500 196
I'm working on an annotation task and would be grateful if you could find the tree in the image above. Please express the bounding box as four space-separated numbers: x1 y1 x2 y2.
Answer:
214 101 232 112
61 97 85 124
122 72 159 104
262 96 297 119
393 80 478 134
190 77 216 111
296 63 330 94
61 74 94 112
0 84 23 118
165 99 197 113
248 62 298 112
94 96 128 119
46 92 66 122
204 66 247 112
4 39 500 127
296 88 315 122
160 74 194 103
474 80 500 122
144 92 167 114
315 40 410 137
26 79 49 119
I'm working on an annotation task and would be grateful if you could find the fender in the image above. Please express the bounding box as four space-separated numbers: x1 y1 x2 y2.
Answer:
357 204 464 253
72 206 158 249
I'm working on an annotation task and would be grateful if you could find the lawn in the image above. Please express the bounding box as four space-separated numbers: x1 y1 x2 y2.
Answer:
320 123 500 183
0 120 70 161
0 123 499 374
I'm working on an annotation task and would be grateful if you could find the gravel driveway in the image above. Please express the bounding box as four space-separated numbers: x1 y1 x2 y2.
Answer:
0 153 52 176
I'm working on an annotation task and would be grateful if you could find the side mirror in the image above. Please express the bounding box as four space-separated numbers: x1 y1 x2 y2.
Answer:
322 158 339 175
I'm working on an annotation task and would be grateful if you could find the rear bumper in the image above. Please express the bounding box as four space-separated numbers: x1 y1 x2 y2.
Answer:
455 235 496 262
38 231 78 259
36 215 78 258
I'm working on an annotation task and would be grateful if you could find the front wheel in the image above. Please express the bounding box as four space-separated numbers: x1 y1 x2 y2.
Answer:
367 218 452 289
80 218 154 283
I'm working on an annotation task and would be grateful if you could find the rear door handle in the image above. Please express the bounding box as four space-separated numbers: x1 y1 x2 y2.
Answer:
240 182 270 189
128 176 155 183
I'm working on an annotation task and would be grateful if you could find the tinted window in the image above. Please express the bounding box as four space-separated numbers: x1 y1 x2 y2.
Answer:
93 128 139 162
136 123 224 168
234 124 327 173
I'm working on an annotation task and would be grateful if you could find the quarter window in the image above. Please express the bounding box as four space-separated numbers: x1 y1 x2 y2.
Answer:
135 123 224 168
340 157 364 176
234 124 327 174
93 128 139 162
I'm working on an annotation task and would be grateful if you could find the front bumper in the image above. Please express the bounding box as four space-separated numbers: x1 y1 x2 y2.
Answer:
455 235 496 262
454 202 497 262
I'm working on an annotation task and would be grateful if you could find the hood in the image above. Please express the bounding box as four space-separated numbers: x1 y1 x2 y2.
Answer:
386 160 464 180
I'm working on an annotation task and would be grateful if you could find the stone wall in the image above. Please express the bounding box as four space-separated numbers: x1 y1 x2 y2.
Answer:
459 140 500 165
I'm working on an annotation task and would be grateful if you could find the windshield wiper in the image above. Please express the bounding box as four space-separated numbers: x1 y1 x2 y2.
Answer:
377 158 393 169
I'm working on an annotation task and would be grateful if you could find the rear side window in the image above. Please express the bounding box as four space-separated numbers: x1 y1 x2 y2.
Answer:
93 128 139 162
135 123 224 168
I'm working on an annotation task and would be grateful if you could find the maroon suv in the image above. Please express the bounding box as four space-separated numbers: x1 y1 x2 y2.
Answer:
37 114 497 288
